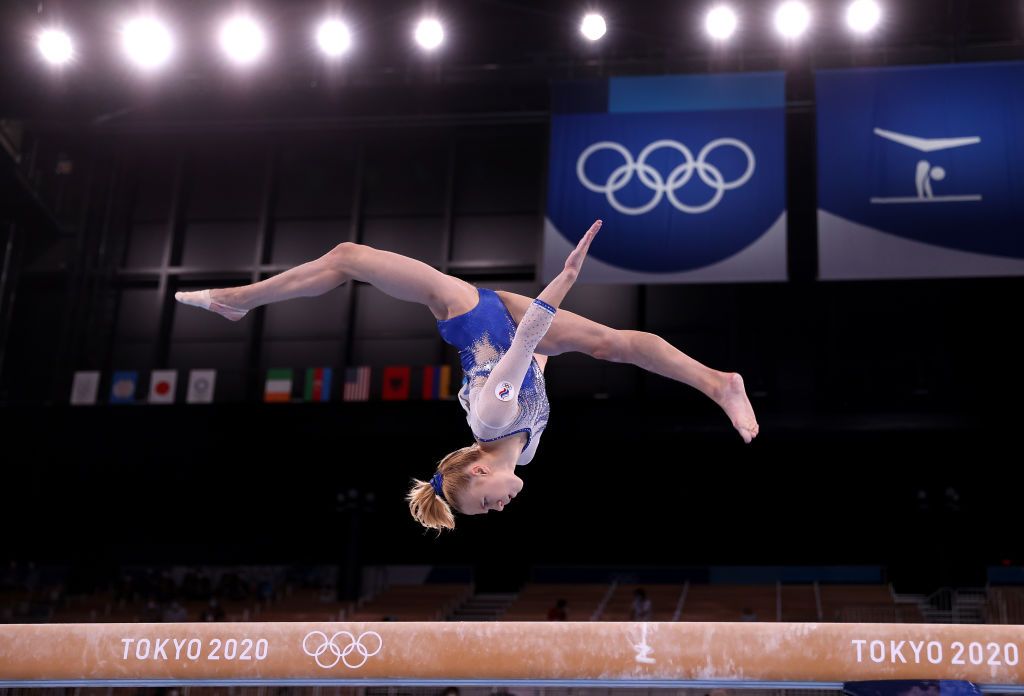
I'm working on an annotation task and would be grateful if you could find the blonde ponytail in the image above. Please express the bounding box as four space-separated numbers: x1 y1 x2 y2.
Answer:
406 444 480 532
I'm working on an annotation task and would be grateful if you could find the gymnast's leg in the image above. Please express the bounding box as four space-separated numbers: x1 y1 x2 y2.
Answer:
496 291 759 443
175 242 478 321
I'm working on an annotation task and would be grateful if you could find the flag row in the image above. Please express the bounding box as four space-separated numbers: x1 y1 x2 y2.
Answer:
69 365 456 405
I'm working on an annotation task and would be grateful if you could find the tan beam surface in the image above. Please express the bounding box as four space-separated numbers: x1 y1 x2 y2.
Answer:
1 622 1024 686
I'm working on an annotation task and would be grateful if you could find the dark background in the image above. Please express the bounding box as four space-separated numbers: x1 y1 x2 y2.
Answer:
1 0 1021 593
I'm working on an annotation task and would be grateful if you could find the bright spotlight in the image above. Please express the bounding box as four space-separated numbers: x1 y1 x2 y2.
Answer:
316 18 351 57
580 13 607 41
219 14 267 65
774 1 811 39
705 5 738 40
846 0 882 34
38 28 73 66
122 16 174 70
414 18 444 51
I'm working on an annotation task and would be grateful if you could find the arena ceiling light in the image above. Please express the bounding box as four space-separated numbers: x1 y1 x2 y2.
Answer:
414 17 444 51
122 16 174 71
580 13 607 41
705 5 738 41
316 18 351 58
774 1 811 39
37 28 74 66
845 0 882 35
219 14 267 65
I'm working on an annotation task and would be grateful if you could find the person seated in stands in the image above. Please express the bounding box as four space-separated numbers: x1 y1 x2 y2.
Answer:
163 600 188 622
740 607 758 621
630 588 652 621
141 599 163 623
200 598 226 622
547 598 568 621
257 579 275 603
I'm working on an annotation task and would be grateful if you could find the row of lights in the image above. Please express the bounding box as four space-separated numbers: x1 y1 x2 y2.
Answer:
37 2 883 69
36 13 437 69
585 1 882 42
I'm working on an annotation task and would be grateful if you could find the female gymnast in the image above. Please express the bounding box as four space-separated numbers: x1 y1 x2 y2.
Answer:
175 220 758 531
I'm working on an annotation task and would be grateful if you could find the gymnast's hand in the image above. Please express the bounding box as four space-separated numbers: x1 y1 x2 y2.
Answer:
563 219 601 279
536 220 601 310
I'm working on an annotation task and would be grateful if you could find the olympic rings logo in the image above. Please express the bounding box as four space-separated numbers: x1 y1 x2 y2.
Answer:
302 630 383 669
576 138 756 215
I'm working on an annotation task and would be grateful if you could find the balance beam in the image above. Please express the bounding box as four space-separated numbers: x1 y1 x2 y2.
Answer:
2 622 1024 689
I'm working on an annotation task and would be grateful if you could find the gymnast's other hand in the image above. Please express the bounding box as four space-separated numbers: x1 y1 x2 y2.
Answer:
563 219 601 279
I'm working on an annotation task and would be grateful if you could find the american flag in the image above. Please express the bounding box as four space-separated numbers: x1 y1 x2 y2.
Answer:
342 366 371 401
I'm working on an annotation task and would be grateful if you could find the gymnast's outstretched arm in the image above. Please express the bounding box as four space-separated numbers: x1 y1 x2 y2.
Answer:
473 220 601 429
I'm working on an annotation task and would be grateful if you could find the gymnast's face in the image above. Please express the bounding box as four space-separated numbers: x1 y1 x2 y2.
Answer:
457 465 523 515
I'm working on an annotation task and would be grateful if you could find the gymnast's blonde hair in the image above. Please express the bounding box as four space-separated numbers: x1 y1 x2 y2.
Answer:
406 444 481 532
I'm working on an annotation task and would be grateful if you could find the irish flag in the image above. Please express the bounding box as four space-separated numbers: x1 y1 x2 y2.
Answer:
264 369 293 403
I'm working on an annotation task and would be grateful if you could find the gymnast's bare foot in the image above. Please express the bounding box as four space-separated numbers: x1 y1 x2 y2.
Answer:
714 372 759 444
174 289 248 321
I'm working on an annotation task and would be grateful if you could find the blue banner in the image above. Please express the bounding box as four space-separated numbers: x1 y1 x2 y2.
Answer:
817 61 1024 279
545 72 788 283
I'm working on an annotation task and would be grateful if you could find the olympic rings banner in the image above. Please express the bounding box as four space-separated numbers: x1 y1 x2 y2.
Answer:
544 72 788 283
816 61 1024 280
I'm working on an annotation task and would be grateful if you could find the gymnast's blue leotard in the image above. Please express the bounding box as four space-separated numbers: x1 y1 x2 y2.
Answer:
436 288 553 465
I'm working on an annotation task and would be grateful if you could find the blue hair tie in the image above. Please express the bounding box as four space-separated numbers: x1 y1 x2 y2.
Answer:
430 472 446 501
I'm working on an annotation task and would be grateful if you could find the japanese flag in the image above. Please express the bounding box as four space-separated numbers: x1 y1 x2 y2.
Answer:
148 370 178 404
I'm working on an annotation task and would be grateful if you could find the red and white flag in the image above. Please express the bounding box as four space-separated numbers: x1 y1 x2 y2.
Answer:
342 366 370 401
148 370 177 404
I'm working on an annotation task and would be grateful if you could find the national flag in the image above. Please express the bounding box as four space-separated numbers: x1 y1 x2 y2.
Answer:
70 371 100 406
342 366 370 401
186 369 217 404
264 368 294 403
381 365 411 400
421 365 453 400
109 371 138 404
148 369 177 404
304 367 332 402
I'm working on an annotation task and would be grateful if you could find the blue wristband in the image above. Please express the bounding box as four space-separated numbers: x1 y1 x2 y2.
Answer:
533 299 557 315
